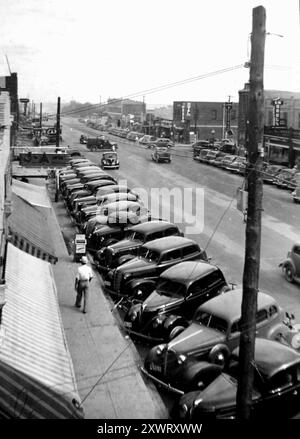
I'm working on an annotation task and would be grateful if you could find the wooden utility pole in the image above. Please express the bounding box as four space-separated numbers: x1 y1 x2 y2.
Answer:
56 97 61 148
236 6 266 420
39 102 42 128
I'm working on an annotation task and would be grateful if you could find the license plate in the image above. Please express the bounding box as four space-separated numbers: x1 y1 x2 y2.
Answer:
104 280 111 286
124 321 132 328
149 363 161 373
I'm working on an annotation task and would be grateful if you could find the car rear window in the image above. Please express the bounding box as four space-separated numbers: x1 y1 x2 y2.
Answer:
182 245 199 257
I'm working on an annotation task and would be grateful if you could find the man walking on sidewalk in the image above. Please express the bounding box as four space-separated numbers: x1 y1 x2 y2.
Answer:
75 256 93 314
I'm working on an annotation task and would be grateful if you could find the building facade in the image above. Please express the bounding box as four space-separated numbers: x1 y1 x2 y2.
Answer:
238 85 300 167
173 100 238 143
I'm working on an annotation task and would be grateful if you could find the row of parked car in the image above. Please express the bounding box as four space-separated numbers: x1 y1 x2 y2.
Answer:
193 144 300 202
59 155 300 420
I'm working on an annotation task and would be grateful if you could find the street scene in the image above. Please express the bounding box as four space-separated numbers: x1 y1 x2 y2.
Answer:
0 0 300 428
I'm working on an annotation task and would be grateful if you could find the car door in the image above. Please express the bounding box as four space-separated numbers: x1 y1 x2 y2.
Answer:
292 245 300 276
183 278 211 318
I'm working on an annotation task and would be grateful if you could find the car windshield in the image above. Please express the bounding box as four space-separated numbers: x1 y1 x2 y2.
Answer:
139 248 159 262
194 311 228 333
103 153 117 159
156 279 186 298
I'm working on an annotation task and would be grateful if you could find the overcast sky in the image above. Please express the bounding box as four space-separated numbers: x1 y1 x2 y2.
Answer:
1 0 299 106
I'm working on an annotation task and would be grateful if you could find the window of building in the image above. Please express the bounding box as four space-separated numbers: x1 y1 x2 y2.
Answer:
231 110 236 120
25 243 30 253
282 112 288 125
211 110 217 120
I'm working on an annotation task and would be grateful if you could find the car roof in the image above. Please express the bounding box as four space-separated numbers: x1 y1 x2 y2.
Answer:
143 236 197 252
102 200 141 209
233 338 300 379
198 288 280 323
160 261 218 285
86 179 116 186
130 220 175 234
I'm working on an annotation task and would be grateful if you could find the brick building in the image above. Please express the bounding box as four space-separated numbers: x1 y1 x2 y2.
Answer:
238 85 300 167
173 100 238 143
103 98 145 128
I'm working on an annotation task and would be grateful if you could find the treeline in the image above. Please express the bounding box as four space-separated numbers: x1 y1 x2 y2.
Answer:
61 100 97 118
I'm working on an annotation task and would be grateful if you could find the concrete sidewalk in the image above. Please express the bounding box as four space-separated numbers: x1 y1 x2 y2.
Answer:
48 190 168 419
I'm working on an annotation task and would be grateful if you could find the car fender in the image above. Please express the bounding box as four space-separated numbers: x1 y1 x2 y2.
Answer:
208 343 230 366
279 258 296 272
117 254 137 266
266 322 289 342
163 315 189 333
125 278 156 297
181 361 224 391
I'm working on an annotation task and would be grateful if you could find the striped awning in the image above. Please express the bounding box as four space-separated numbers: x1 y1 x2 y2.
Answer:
0 244 84 419
8 193 57 262
12 179 51 208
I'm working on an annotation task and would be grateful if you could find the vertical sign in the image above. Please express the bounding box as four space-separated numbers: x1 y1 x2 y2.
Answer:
272 98 283 126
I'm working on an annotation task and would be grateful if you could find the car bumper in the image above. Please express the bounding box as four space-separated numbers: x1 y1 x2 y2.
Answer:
123 323 165 343
140 367 184 395
102 165 119 169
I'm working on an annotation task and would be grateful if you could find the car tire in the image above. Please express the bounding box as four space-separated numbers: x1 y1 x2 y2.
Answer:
169 325 185 340
283 264 295 283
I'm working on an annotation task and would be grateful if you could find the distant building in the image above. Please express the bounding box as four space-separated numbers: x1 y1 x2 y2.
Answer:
103 98 145 128
173 100 238 143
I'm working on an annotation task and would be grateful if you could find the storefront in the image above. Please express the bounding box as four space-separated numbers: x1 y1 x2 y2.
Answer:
0 244 84 418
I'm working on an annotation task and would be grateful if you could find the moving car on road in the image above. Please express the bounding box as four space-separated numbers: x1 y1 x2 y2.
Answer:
100 152 119 169
79 134 88 144
151 146 171 163
279 242 300 284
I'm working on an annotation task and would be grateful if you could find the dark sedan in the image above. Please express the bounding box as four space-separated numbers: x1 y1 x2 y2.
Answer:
124 261 229 343
105 236 208 300
96 221 183 273
176 338 300 420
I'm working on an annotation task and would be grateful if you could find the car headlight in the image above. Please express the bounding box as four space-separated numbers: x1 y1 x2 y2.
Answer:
152 315 164 329
123 272 132 280
177 354 186 365
193 398 203 408
131 311 138 321
156 344 165 356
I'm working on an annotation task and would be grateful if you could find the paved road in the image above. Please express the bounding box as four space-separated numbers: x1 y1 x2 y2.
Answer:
62 117 300 321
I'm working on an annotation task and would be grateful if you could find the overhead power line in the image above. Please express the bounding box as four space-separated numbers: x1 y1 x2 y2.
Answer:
46 64 244 119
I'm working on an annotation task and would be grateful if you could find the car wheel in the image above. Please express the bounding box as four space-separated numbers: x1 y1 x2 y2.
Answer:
284 264 294 283
169 325 185 340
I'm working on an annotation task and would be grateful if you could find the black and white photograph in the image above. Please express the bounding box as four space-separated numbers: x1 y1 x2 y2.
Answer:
0 0 300 428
